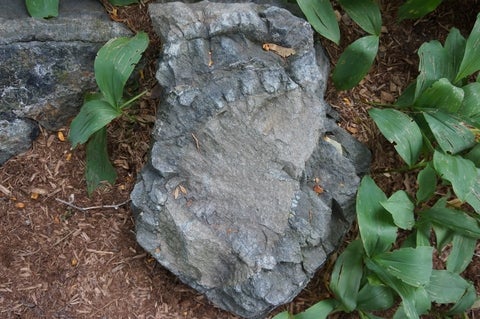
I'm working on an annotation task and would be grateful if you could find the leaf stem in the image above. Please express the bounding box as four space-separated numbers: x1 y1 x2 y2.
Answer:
119 90 148 109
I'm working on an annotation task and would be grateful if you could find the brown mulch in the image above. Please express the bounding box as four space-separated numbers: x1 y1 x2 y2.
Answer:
1 1 479 318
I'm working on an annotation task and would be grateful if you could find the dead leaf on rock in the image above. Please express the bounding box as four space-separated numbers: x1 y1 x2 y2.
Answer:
262 43 296 58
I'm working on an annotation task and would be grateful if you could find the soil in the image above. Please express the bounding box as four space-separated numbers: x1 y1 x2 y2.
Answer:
1 1 479 318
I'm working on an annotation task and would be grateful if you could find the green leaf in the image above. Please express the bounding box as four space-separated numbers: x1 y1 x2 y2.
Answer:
426 269 476 314
108 0 139 5
446 234 477 273
393 287 431 318
373 247 433 287
415 78 464 113
381 190 415 230
333 35 379 90
297 0 340 44
85 128 117 195
69 99 121 148
458 82 480 128
357 176 397 257
397 0 443 20
423 111 475 154
95 32 149 107
365 259 420 319
337 0 382 36
415 219 432 247
455 13 480 82
294 299 339 319
416 163 437 203
330 239 364 311
395 81 416 108
432 224 454 251
25 0 59 18
444 28 466 84
369 108 423 166
465 144 480 167
272 311 291 319
415 41 450 101
357 283 395 311
447 281 477 315
421 207 480 238
433 151 478 203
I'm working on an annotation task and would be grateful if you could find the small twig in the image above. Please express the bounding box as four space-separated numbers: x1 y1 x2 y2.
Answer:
55 198 131 212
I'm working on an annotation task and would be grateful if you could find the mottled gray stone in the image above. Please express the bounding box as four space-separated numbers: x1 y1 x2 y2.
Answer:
131 1 371 318
0 0 131 164
0 112 39 164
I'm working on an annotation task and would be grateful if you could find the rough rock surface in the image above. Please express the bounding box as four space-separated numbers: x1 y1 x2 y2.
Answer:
131 2 371 318
0 0 131 165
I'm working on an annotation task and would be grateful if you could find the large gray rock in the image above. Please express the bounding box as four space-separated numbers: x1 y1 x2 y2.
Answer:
0 0 131 164
131 2 370 318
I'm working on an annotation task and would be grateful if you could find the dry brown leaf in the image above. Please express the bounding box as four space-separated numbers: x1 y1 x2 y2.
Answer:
57 131 66 142
262 43 296 58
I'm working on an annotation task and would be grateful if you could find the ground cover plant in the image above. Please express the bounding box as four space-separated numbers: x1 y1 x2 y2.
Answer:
68 32 149 195
273 2 480 319
298 0 452 90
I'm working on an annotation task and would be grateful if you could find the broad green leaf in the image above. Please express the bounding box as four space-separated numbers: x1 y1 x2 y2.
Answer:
415 78 464 113
447 234 477 273
455 13 480 82
465 174 480 213
416 163 437 203
393 287 431 318
381 190 415 230
356 176 397 257
458 82 480 128
373 247 433 287
447 281 477 315
365 259 420 319
95 32 149 107
421 207 480 238
426 270 472 304
330 239 364 311
423 111 475 154
271 311 291 319
295 299 339 319
25 0 59 18
433 151 477 202
444 28 466 84
395 81 416 108
337 0 382 36
369 108 422 166
297 0 340 44
85 128 117 195
108 0 139 5
415 41 449 101
465 144 480 167
333 35 379 90
357 283 395 311
432 224 454 251
397 0 443 20
69 99 121 148
415 219 432 247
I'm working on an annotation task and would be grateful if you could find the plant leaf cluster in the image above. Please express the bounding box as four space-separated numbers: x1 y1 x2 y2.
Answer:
69 32 149 195
297 0 450 90
25 0 139 19
275 10 480 319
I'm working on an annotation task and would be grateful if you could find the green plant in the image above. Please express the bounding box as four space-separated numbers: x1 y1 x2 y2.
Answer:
26 0 59 18
274 12 480 319
69 32 149 195
25 0 139 18
296 0 448 90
